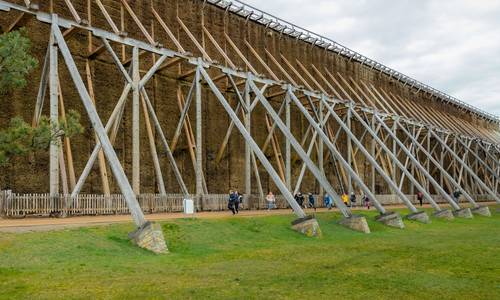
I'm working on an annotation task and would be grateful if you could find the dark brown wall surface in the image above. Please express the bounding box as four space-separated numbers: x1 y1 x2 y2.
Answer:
0 0 497 194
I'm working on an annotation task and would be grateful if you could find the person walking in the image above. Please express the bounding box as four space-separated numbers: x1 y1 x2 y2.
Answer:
416 191 424 207
237 191 243 211
324 193 332 210
342 192 349 207
308 193 316 211
266 191 276 211
363 194 370 210
349 192 357 208
294 192 305 208
234 190 241 214
453 189 462 204
234 191 243 214
228 190 237 215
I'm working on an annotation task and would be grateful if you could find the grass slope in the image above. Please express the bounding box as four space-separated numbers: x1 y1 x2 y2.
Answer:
0 208 499 299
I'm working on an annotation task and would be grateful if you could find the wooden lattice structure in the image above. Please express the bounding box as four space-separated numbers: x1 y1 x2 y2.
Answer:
0 0 499 232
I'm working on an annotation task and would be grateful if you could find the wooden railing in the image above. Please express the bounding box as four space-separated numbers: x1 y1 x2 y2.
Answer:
0 191 493 218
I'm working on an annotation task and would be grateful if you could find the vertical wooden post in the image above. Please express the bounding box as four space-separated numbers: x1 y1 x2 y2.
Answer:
347 106 352 193
245 81 252 199
426 132 431 191
132 46 141 194
474 143 481 195
370 115 376 193
452 138 457 184
285 94 291 191
49 29 59 197
392 122 398 187
318 96 324 197
495 147 499 194
409 125 415 196
195 64 203 200
440 136 445 189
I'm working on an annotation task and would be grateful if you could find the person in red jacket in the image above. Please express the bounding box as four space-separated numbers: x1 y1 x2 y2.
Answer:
416 191 424 207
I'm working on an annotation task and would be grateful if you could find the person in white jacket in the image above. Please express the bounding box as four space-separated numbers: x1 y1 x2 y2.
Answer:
266 191 276 211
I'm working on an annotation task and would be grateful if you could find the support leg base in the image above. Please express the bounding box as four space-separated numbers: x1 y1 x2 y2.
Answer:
375 212 405 229
129 221 168 254
338 215 370 233
432 209 454 220
291 216 322 237
453 208 474 219
406 211 430 224
471 206 491 217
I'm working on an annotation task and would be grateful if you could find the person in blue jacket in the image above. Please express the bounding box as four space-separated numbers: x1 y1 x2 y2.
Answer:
234 190 242 214
228 190 238 215
324 193 332 210
308 193 316 211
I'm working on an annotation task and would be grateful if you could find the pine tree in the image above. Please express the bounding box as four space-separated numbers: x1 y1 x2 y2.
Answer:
0 29 83 167
0 28 38 93
0 113 84 166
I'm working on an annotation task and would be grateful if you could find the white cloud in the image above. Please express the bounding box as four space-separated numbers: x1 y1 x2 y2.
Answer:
242 0 500 117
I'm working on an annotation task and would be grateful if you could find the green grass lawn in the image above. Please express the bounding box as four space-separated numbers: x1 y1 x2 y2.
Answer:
0 208 499 299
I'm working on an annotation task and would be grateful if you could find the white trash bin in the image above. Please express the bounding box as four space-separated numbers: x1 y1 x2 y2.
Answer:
183 198 194 215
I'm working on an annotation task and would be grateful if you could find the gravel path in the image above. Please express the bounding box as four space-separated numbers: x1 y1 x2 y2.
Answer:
0 203 493 233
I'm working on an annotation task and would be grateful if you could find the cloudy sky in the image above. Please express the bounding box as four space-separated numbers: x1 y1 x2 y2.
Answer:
242 0 500 117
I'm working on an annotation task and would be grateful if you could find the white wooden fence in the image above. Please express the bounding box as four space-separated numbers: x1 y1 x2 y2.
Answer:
0 192 297 217
0 192 220 217
0 190 492 218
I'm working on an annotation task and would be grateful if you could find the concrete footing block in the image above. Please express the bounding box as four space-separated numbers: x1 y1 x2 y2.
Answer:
471 206 491 217
338 215 370 233
375 212 405 229
128 221 168 254
453 208 474 219
291 216 322 237
432 209 455 220
406 211 430 224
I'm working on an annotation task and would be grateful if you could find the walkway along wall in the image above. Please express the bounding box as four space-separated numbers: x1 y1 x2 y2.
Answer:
0 191 494 218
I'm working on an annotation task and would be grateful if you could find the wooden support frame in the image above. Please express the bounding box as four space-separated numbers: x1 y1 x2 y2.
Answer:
0 0 498 217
